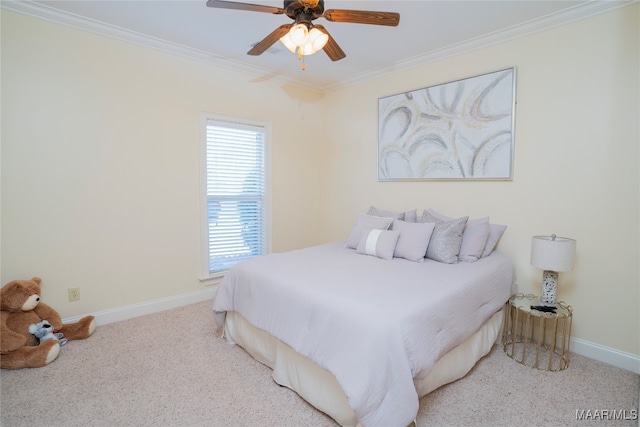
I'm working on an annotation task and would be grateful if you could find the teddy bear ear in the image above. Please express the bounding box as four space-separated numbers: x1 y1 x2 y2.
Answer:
32 277 42 284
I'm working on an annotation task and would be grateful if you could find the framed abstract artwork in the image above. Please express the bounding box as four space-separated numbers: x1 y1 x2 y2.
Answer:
378 67 516 181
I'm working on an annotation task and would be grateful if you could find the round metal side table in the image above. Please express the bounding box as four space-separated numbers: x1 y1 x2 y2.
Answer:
502 293 573 371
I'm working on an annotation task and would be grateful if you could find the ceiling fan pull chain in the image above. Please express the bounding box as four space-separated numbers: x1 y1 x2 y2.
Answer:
295 46 305 71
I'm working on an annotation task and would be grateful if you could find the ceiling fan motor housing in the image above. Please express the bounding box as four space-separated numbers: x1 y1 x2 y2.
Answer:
284 0 324 22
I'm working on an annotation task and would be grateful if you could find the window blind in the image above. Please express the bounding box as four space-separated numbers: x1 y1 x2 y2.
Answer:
205 120 265 274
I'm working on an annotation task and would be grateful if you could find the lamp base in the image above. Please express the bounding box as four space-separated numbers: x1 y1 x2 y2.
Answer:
540 270 559 307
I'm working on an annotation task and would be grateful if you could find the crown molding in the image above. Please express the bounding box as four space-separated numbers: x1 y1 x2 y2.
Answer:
327 0 634 92
0 0 315 90
1 0 212 62
2 0 634 93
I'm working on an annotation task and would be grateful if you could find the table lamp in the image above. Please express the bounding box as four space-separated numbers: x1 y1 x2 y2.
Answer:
531 234 576 307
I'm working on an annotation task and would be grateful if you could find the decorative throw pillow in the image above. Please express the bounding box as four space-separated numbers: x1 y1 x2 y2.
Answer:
481 223 508 258
427 209 490 262
356 228 400 260
345 214 394 249
367 206 404 220
367 206 418 224
392 219 435 262
403 209 418 223
421 211 468 263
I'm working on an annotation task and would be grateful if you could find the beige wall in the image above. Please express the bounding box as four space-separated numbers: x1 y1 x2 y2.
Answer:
2 5 638 359
322 5 639 356
1 11 327 317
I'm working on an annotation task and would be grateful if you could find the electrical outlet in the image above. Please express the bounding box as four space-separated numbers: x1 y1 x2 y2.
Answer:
68 287 80 302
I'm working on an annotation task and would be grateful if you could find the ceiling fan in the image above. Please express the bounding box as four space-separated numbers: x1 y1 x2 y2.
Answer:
206 0 400 63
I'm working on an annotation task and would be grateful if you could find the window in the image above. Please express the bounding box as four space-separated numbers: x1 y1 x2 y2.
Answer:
200 113 269 279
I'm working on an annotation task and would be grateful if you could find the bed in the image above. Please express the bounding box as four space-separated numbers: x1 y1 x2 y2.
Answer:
212 211 514 427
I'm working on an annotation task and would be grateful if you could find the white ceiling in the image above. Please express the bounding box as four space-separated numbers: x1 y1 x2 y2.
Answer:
3 0 628 91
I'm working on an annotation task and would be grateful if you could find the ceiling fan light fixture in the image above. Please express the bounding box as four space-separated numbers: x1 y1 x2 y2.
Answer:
279 33 298 53
308 27 329 51
281 27 326 56
301 42 316 56
288 23 309 46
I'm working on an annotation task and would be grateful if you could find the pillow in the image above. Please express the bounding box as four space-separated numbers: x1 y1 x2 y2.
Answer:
481 223 507 258
427 209 490 262
356 228 400 260
421 211 468 263
403 209 418 223
345 214 394 249
367 206 403 220
392 219 435 262
367 206 418 224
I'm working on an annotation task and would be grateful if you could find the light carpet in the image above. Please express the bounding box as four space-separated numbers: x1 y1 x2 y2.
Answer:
1 301 638 427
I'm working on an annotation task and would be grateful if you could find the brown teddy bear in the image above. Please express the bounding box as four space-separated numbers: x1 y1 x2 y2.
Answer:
1 277 96 369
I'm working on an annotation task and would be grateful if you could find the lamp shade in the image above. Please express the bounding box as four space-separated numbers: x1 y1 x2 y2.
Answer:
279 33 297 53
308 27 328 51
531 235 576 272
288 23 309 45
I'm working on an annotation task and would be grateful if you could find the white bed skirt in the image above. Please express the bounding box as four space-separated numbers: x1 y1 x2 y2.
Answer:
223 307 504 427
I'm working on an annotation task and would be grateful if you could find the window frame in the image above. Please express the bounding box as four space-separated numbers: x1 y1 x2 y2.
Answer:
199 111 271 283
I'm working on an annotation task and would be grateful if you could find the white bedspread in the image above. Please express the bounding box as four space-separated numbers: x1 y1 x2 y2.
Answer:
213 242 514 427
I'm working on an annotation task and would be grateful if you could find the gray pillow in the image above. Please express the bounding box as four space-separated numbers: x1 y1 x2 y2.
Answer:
345 214 394 249
367 206 418 223
356 228 400 260
421 211 468 263
427 209 490 262
402 209 418 223
392 219 435 262
367 206 404 220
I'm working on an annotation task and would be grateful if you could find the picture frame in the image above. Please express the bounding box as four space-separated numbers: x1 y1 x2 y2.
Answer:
378 67 516 181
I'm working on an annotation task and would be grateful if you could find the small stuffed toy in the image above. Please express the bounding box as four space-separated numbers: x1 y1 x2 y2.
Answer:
29 320 68 346
1 277 95 369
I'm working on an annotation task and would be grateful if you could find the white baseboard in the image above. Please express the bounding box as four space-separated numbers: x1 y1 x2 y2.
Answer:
571 337 640 374
62 286 217 326
64 288 639 375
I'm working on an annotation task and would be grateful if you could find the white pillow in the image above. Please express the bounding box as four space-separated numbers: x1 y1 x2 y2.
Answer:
481 223 508 257
421 211 468 264
392 219 435 262
356 228 400 260
427 209 490 262
345 214 394 249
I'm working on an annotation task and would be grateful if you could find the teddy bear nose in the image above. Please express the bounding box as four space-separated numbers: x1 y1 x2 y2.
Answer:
36 297 40 301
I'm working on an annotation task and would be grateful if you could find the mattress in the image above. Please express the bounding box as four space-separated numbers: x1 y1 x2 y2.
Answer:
213 241 515 426
223 308 505 427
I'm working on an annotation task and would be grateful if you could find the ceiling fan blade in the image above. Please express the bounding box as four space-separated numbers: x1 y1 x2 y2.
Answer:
206 0 284 15
323 9 400 26
248 24 292 56
314 25 345 61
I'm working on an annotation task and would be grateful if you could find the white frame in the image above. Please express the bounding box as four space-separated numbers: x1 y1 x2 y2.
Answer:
378 67 516 181
198 111 272 283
